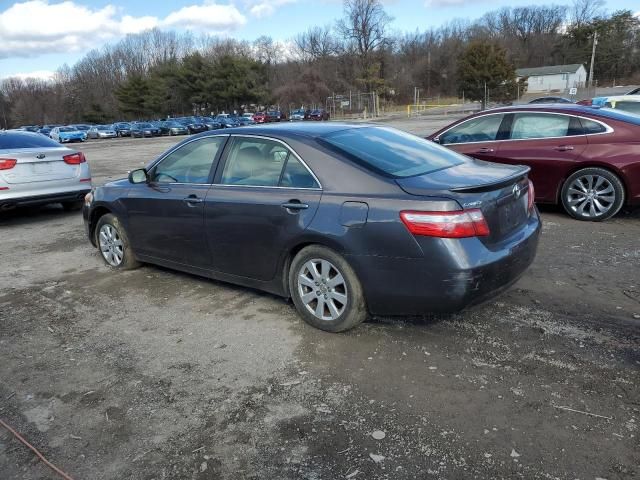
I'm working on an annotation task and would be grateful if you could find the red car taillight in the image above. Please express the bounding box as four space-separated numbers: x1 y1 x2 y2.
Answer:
400 209 490 238
0 158 17 170
63 152 86 165
527 179 535 214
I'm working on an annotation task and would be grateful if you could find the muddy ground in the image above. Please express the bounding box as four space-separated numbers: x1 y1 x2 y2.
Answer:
1 118 639 480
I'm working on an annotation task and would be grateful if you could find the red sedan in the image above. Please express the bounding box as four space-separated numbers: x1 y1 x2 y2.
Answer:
253 112 267 124
429 105 640 221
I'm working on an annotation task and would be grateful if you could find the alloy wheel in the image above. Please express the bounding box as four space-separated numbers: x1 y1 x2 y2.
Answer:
297 259 348 321
98 224 124 267
565 174 616 218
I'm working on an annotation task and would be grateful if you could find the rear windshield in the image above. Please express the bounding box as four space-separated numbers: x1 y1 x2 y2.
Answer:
0 132 62 149
321 126 465 178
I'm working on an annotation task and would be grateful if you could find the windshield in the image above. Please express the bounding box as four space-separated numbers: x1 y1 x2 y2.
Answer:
59 127 76 132
98 125 111 130
136 123 152 128
321 126 466 178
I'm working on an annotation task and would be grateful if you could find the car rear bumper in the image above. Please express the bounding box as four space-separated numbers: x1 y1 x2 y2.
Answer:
0 188 90 209
347 211 541 316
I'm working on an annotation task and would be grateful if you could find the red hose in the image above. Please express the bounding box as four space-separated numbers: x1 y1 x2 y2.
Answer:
0 417 76 480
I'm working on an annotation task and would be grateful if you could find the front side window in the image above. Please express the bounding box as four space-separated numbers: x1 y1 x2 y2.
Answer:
509 113 581 140
439 114 505 145
150 136 225 184
220 137 319 188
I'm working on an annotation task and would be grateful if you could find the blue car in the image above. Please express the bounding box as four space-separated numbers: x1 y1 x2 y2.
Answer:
50 126 87 143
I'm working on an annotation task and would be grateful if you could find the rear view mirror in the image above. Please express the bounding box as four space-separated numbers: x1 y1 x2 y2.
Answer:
128 168 148 184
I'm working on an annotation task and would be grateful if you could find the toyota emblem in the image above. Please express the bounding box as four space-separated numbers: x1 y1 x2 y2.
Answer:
512 184 521 199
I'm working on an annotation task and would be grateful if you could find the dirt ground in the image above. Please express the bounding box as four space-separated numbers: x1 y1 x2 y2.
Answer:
1 118 639 480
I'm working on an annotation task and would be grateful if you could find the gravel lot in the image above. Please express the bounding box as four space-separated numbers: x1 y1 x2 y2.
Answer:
1 118 639 480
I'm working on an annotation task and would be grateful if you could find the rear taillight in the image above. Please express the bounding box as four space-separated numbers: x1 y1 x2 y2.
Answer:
63 152 86 165
527 179 535 213
0 158 17 170
400 209 490 238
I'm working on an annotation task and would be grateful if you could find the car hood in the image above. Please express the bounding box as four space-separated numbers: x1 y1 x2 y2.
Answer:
395 158 529 195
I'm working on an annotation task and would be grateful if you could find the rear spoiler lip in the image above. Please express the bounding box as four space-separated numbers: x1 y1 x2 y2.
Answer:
448 165 530 193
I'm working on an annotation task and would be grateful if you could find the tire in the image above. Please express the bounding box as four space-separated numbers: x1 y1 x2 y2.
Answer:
560 167 625 221
94 213 141 270
62 201 83 211
289 245 367 332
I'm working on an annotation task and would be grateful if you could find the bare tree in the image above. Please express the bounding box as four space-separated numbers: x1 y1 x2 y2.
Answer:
571 0 605 27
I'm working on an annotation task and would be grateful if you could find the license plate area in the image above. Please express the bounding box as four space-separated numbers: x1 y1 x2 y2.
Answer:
498 198 527 234
33 162 53 174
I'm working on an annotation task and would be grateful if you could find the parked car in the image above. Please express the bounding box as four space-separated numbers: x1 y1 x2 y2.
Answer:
528 96 573 104
50 126 87 143
157 120 189 136
18 125 40 132
429 104 640 221
253 112 267 123
0 130 92 211
265 111 281 123
236 117 255 126
195 117 223 130
87 125 117 139
625 87 640 95
599 96 640 115
113 122 132 137
289 109 305 121
215 116 240 128
176 117 207 134
38 127 53 136
73 124 92 133
82 123 540 332
307 109 330 121
130 122 161 138
242 112 254 120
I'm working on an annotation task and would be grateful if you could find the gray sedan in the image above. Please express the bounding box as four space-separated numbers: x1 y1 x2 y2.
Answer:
0 131 92 211
88 125 118 139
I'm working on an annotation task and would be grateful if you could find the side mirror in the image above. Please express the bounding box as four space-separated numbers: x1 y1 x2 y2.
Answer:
432 136 441 144
128 168 148 184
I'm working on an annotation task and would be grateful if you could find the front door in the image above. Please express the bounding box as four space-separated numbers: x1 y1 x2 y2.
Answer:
204 136 322 281
124 135 227 267
437 112 508 162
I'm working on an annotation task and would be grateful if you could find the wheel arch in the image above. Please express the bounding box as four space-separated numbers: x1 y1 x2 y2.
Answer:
556 163 628 205
88 205 113 246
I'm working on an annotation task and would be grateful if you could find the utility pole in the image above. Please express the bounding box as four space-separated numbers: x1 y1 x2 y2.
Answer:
588 31 598 90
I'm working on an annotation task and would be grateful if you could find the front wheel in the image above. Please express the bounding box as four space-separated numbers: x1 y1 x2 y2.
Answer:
561 167 625 221
289 245 367 332
95 213 141 270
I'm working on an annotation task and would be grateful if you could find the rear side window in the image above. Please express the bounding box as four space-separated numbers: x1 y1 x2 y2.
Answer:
509 113 580 139
0 132 61 149
580 118 607 134
439 114 505 145
322 126 465 178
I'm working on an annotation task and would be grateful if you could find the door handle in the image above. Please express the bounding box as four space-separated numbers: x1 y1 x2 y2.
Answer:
476 147 495 153
281 200 309 212
554 145 574 151
183 195 204 206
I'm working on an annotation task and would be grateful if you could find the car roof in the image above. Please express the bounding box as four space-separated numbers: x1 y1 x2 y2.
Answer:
470 104 640 126
200 122 370 139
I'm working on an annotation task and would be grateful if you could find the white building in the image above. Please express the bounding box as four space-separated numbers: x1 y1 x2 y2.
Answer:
516 64 587 93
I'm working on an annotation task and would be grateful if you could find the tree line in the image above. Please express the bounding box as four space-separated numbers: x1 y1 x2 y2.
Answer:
1 0 639 128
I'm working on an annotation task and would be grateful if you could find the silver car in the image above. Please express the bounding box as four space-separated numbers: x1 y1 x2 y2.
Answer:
0 131 92 211
88 125 118 139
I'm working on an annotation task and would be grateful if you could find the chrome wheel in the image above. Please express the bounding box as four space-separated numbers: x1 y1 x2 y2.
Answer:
565 174 616 218
98 224 124 267
297 259 348 321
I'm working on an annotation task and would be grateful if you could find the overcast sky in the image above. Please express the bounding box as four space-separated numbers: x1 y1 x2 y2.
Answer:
1 0 638 79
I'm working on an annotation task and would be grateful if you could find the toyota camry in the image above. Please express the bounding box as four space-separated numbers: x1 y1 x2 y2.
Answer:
83 123 540 332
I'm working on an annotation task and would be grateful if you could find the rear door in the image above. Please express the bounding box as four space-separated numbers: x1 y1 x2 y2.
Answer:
204 135 322 281
494 112 588 202
436 113 508 162
123 135 227 267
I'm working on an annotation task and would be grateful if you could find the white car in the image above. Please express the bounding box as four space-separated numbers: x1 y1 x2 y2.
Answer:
0 131 92 211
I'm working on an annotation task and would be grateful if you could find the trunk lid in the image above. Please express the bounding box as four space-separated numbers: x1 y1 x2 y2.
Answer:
0 147 79 184
396 159 531 244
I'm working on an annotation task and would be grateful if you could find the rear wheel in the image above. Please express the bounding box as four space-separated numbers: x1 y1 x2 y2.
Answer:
561 167 624 221
289 245 367 332
95 213 141 270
